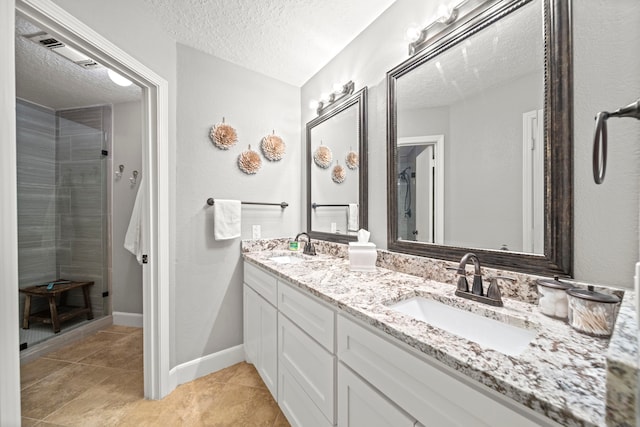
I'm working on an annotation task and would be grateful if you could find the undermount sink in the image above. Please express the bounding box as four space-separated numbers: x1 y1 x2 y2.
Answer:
388 296 536 357
269 255 305 265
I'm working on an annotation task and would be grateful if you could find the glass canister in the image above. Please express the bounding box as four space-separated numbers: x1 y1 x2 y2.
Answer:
536 277 572 320
566 288 621 337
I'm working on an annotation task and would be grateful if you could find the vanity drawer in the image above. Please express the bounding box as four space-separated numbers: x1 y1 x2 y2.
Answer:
337 315 554 427
278 281 335 352
279 312 335 424
338 362 415 427
244 262 278 306
278 363 333 427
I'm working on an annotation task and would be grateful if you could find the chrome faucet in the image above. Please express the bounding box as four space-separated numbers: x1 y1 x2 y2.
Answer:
295 232 316 256
456 253 484 296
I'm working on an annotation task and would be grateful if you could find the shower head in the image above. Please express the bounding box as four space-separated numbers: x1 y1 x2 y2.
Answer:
398 166 412 179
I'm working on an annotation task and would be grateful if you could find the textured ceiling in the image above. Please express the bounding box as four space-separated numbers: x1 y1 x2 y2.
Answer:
15 16 142 110
397 0 543 111
140 0 397 86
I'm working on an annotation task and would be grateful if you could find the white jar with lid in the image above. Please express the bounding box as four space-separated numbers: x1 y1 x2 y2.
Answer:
536 277 572 320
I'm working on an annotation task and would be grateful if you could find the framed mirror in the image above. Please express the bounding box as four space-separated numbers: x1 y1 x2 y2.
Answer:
307 87 368 243
387 0 572 276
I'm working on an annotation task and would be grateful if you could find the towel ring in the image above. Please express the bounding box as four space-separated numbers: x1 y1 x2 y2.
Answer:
591 98 640 184
592 112 608 184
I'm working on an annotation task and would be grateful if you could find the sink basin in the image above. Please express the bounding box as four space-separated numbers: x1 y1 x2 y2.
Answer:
269 255 305 265
388 297 536 356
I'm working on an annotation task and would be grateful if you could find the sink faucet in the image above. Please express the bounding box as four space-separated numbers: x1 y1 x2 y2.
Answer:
456 253 484 296
295 232 316 256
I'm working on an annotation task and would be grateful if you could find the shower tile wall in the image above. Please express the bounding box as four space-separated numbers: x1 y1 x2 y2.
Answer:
16 101 110 326
16 100 57 308
56 106 110 318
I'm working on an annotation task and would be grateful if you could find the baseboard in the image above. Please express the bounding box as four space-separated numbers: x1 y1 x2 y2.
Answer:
113 311 143 328
169 344 245 387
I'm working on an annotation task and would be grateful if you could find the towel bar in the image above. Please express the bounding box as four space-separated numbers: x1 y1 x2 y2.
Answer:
206 198 288 208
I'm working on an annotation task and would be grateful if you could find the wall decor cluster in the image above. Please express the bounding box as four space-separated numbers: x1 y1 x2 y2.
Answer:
261 131 286 161
209 117 286 175
313 143 332 168
210 117 238 150
237 145 262 175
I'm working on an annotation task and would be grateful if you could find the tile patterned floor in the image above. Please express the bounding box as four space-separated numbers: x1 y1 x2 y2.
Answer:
20 325 290 426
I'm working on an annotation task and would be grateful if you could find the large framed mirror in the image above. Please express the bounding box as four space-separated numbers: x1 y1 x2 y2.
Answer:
387 0 572 276
307 87 368 243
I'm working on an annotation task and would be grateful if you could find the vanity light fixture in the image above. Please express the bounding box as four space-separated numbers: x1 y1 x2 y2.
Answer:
408 0 493 56
310 80 355 115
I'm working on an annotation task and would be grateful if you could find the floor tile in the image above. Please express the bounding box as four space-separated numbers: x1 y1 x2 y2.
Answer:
77 333 143 371
20 358 71 390
21 417 40 427
44 370 144 427
225 362 267 389
21 326 291 426
21 363 120 419
44 330 128 362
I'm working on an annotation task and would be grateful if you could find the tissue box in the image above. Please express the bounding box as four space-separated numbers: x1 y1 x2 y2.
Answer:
349 242 377 272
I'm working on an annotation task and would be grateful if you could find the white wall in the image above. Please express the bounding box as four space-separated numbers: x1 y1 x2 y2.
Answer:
573 0 640 287
446 72 542 251
175 44 301 366
302 0 640 288
111 100 143 314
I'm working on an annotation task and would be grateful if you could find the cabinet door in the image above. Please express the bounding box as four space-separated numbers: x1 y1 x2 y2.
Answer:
243 284 259 364
243 284 277 399
338 363 415 427
279 313 335 424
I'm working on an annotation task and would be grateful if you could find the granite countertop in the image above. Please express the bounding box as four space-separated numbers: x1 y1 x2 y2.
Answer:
243 249 622 427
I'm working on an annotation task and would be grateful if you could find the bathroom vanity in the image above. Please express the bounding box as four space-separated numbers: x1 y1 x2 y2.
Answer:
241 241 637 427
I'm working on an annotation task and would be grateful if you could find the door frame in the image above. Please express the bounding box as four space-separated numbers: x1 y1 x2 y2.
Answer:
397 135 445 245
2 2 171 421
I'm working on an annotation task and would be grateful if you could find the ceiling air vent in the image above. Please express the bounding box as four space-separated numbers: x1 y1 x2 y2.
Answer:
24 32 100 69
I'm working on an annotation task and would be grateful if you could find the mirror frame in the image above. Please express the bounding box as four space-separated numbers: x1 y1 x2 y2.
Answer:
307 87 368 243
387 0 573 276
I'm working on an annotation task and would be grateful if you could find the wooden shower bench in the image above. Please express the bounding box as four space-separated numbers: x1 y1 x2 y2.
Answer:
20 280 94 333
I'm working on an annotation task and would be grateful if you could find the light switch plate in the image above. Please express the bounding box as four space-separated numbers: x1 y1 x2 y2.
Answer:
252 225 261 239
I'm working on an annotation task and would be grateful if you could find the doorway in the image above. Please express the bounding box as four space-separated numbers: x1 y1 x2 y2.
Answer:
1 2 170 423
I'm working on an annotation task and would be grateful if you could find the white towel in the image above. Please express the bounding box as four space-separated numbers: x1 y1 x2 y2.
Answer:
214 199 241 240
124 179 144 265
347 203 359 231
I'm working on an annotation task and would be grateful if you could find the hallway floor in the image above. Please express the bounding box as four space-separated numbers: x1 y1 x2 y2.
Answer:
20 325 290 426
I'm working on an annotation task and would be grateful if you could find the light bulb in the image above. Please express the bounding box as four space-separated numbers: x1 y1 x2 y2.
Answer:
309 99 319 110
320 93 329 102
107 69 132 87
405 26 421 43
333 83 343 93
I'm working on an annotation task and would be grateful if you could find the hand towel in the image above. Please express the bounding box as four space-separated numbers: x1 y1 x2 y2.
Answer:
124 179 144 265
214 199 241 240
347 203 359 232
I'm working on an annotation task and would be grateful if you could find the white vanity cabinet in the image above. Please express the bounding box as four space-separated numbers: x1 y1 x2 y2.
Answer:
278 281 336 426
243 261 558 427
337 314 560 427
243 263 278 398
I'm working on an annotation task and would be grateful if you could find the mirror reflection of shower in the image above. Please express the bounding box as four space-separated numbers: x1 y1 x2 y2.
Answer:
398 166 412 219
396 135 445 245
